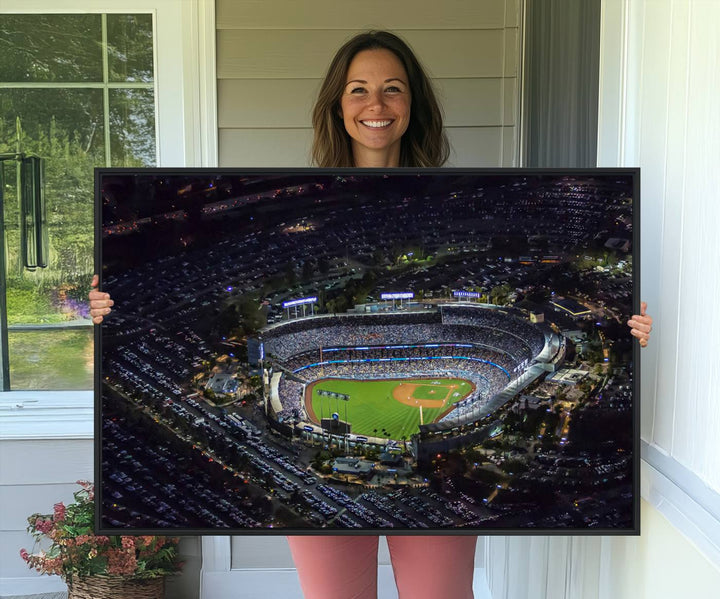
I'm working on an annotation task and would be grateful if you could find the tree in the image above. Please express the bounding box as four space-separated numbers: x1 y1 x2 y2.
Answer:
216 304 239 335
490 283 512 305
236 297 265 333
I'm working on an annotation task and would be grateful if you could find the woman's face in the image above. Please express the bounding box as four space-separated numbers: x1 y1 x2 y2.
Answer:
340 48 411 167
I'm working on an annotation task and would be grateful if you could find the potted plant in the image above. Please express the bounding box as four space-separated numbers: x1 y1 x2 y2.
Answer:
20 480 182 599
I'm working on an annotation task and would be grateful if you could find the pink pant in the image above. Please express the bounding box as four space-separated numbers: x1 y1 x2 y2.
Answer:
287 535 477 599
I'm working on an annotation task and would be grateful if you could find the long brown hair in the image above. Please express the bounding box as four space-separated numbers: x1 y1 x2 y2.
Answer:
311 31 449 168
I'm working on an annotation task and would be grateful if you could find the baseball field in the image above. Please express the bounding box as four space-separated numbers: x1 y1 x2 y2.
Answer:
305 377 475 440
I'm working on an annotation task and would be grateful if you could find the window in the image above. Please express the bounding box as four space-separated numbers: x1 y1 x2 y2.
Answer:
0 13 156 390
0 0 215 444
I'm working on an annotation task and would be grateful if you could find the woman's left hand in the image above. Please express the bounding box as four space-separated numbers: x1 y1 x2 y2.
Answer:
89 274 114 324
627 301 653 348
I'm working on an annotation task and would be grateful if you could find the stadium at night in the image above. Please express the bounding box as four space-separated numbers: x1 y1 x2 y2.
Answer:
99 169 637 533
261 303 562 458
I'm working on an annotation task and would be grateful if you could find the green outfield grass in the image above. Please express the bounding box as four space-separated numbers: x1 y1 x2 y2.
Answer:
309 377 474 440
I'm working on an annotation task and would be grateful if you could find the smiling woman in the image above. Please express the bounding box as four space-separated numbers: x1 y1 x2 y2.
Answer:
339 49 412 167
311 30 449 168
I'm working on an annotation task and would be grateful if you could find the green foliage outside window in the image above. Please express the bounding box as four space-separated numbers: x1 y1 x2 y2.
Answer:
0 13 155 389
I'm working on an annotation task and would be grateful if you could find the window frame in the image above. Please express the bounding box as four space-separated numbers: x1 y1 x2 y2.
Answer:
0 0 217 439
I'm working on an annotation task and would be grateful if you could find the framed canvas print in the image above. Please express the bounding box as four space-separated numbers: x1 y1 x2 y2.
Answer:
96 168 639 535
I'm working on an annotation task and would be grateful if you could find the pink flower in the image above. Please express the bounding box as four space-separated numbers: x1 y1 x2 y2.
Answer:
43 556 64 576
34 518 54 534
20 482 181 580
138 535 156 547
107 548 137 576
121 537 135 549
53 502 66 522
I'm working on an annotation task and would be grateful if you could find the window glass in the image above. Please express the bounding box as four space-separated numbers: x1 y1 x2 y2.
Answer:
1 88 103 335
8 329 94 390
0 14 103 82
109 88 156 166
0 13 156 390
107 14 154 83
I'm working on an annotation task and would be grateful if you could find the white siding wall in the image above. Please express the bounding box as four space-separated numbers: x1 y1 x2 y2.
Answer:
485 0 720 597
603 0 720 494
0 439 93 595
485 499 720 599
216 0 522 167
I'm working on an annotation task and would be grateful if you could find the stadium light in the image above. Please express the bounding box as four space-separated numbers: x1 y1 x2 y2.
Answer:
283 296 318 320
380 292 413 300
282 296 317 308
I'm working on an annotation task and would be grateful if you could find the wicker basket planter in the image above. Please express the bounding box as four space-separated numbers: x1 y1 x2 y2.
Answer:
67 575 165 599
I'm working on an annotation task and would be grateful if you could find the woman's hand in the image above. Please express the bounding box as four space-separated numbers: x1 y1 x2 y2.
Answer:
627 301 652 348
88 274 114 324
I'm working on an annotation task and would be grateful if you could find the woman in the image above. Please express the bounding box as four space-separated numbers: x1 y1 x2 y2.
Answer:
90 31 653 599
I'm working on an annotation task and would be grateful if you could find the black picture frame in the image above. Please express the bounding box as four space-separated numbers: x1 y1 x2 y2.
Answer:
95 167 640 536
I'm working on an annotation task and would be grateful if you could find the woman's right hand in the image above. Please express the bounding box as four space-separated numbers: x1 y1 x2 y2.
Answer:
89 274 114 324
627 301 653 348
